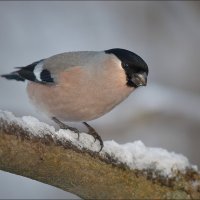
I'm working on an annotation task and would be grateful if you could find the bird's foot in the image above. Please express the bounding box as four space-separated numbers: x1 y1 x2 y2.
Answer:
52 117 80 139
83 122 104 152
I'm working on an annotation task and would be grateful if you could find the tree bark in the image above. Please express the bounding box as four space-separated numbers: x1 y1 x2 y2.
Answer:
0 113 200 199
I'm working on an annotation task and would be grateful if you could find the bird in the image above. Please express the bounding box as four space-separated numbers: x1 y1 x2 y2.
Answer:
1 48 149 151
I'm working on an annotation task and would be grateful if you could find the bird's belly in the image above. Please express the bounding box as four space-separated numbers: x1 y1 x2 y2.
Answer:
27 81 134 122
27 67 134 122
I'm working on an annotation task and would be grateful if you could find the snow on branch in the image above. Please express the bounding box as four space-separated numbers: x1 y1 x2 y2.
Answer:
0 110 196 177
0 110 200 199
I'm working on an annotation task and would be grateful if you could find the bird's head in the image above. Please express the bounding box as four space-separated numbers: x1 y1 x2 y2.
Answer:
105 48 148 88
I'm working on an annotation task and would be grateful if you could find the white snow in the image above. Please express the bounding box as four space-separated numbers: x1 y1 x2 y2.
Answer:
102 140 197 177
0 110 197 177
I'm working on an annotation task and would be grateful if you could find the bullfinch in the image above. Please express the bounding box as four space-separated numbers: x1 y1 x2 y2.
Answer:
1 48 149 151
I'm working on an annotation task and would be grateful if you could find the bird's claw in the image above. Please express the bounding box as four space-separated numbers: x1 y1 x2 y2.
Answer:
95 136 104 152
52 118 103 151
83 122 104 152
67 127 80 139
52 117 80 139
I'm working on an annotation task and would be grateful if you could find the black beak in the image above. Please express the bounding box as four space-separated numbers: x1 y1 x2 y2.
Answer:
131 72 147 87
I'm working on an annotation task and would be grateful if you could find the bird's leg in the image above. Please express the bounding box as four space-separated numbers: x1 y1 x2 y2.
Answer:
82 122 104 152
52 117 80 139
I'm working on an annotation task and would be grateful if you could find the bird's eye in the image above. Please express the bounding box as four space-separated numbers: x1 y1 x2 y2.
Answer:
124 63 129 68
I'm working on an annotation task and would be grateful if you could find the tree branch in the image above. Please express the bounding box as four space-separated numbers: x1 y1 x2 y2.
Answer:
0 111 199 199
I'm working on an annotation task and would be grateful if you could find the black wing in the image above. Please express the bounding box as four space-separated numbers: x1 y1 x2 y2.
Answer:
1 59 54 84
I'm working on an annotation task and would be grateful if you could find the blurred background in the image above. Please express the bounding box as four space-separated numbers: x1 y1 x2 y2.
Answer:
0 1 200 199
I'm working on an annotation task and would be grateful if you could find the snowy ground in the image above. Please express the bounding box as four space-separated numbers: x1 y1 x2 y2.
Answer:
0 110 197 178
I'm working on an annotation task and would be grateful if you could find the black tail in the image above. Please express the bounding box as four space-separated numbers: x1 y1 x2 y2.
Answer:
1 71 25 81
